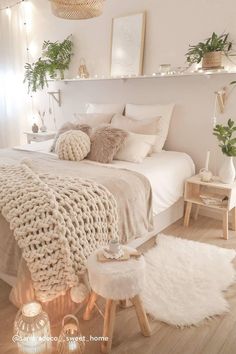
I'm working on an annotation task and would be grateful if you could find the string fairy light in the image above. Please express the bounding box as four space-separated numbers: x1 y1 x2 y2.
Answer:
1 0 36 125
0 0 24 11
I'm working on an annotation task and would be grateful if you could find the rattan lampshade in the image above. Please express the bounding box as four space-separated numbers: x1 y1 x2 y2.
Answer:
50 0 105 20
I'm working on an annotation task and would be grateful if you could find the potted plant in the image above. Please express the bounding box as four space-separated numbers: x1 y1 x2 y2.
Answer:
186 32 233 69
213 119 236 184
24 35 73 93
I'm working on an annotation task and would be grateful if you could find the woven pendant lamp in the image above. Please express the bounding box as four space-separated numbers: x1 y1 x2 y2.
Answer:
50 0 105 20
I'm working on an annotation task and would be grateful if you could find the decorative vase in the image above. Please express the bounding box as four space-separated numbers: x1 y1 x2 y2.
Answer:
40 124 47 133
219 156 235 184
202 51 223 69
78 58 89 79
14 301 51 354
32 123 39 133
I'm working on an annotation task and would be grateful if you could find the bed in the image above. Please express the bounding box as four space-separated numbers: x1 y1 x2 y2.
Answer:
0 140 194 319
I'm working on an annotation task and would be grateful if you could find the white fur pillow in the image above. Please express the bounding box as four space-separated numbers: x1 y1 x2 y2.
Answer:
56 130 91 161
114 132 156 163
74 113 113 127
125 103 175 152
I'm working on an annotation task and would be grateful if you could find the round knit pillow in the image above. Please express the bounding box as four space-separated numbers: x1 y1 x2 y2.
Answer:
55 130 91 161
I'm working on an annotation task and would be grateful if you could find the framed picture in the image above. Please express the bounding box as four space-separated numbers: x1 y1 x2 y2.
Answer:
110 12 146 77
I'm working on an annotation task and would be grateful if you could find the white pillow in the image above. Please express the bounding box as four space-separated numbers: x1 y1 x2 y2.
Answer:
86 103 125 114
74 113 113 127
114 132 156 163
125 103 175 152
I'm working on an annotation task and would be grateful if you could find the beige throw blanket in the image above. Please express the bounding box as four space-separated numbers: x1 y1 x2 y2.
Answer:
0 162 118 302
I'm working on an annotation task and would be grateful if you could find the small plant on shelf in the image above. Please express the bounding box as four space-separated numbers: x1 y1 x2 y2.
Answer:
24 35 73 93
213 119 236 157
186 32 233 69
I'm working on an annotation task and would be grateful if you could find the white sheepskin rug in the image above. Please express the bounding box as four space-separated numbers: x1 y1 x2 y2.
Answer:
141 234 236 327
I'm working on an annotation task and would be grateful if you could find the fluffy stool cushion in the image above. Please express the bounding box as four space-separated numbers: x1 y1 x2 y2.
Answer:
87 248 146 300
56 130 91 161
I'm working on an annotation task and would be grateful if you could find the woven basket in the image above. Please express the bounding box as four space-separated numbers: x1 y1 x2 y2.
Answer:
50 0 105 19
202 51 223 69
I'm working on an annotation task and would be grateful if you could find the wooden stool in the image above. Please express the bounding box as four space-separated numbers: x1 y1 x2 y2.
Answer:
83 250 151 353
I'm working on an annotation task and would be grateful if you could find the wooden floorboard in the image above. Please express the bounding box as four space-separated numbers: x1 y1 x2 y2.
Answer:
1 216 236 354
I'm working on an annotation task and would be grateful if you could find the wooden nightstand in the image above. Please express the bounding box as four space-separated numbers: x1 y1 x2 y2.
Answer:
184 175 236 240
24 131 56 144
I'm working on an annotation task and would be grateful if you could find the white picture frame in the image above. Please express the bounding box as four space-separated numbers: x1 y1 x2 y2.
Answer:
110 12 146 77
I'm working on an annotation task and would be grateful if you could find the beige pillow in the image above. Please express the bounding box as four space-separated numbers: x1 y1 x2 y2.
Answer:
87 126 128 164
74 113 113 127
111 114 161 135
50 122 91 152
114 132 156 163
125 103 175 152
86 103 125 114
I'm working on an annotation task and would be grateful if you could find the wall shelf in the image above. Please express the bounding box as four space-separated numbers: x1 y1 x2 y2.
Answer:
49 69 236 84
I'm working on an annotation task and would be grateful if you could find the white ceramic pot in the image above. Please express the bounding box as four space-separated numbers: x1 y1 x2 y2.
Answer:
219 156 235 184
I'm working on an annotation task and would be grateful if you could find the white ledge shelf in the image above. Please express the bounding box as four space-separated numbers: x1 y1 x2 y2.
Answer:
50 69 236 83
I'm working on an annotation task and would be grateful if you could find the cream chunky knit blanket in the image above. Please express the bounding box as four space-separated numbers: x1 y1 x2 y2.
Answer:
0 163 118 301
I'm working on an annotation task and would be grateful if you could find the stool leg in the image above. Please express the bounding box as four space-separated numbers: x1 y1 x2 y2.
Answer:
130 295 151 337
101 300 117 354
83 291 98 320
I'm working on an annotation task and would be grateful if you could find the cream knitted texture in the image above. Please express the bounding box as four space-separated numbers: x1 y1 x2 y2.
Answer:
56 130 91 161
0 163 118 301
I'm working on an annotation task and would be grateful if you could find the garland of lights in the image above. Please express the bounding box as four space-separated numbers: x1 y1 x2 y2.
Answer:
0 0 25 11
1 0 36 121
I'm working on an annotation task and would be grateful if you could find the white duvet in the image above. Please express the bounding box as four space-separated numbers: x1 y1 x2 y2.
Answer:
14 140 195 215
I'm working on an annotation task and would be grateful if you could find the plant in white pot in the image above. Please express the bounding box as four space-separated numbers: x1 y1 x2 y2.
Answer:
213 119 236 184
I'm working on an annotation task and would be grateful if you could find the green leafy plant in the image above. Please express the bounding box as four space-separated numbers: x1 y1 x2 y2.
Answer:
186 32 233 65
213 119 236 156
24 35 73 93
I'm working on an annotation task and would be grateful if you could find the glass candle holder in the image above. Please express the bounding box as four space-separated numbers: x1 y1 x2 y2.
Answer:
14 301 52 354
57 315 85 354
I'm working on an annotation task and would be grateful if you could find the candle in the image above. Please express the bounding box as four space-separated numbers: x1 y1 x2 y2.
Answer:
205 151 210 171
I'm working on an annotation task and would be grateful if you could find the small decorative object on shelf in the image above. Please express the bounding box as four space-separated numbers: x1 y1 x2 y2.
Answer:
199 150 213 182
14 301 51 354
159 64 171 74
213 119 236 184
32 123 39 133
78 58 89 78
186 32 233 70
57 315 85 354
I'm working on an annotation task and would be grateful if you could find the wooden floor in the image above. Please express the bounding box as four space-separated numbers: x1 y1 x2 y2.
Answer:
1 216 236 354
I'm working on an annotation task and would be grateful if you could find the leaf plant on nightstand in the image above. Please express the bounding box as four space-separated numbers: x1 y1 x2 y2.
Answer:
213 119 236 184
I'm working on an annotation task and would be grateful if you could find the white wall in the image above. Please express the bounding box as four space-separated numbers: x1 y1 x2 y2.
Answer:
26 0 236 172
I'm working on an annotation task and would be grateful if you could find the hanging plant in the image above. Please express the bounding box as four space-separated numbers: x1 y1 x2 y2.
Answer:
24 35 73 93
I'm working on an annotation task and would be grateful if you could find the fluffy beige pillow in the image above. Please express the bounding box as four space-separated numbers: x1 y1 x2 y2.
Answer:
111 114 161 135
56 130 91 161
87 126 128 164
74 113 113 127
50 122 91 152
114 132 156 163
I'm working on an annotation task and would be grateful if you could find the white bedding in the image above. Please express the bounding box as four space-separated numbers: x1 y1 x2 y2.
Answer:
14 140 195 215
